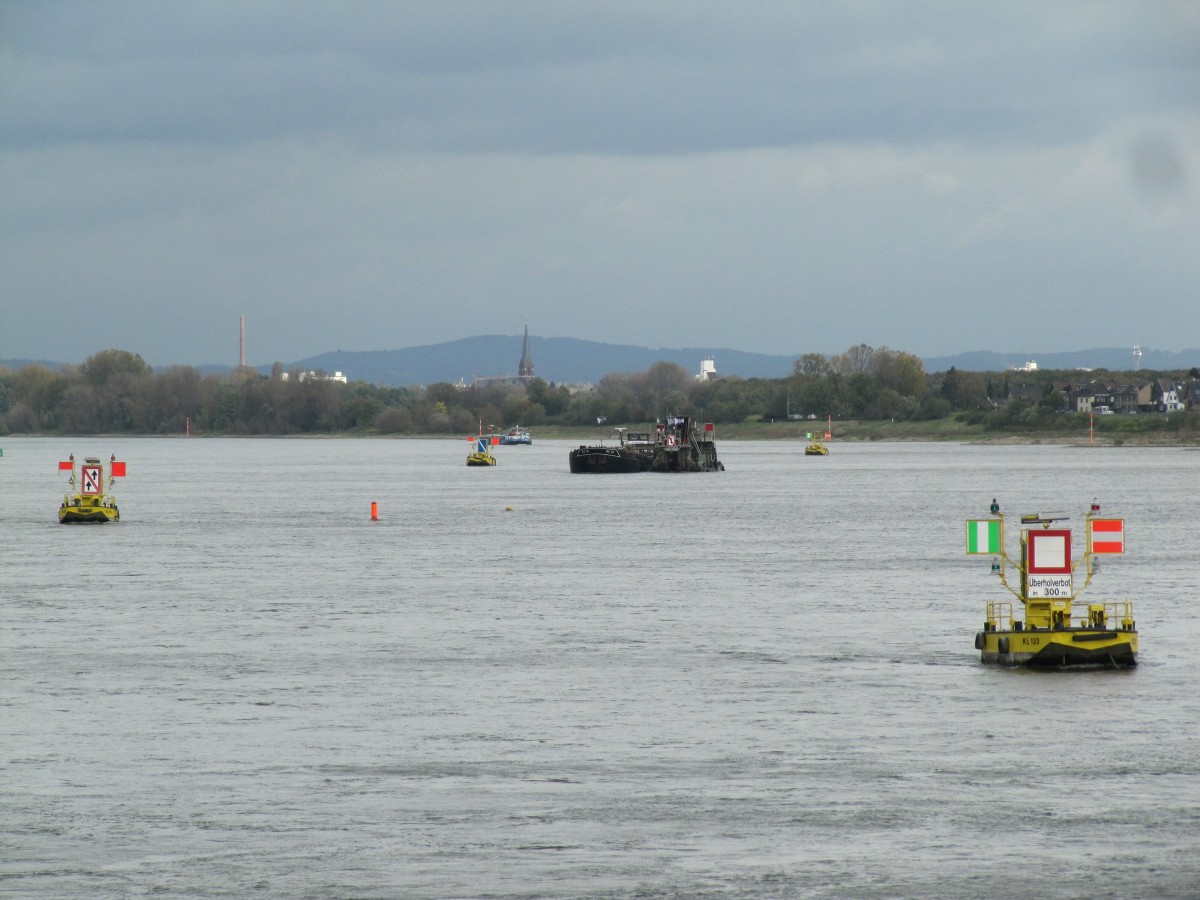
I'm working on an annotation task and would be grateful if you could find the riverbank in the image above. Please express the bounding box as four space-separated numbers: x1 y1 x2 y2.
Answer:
5 416 1196 445
533 416 1200 446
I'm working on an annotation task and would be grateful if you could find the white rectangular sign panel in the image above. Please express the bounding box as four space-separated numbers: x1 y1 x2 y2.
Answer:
81 465 102 495
1026 574 1073 599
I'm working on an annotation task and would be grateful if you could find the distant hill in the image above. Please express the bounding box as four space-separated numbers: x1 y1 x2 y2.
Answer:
923 347 1200 374
279 336 800 386
284 340 1200 385
6 342 1197 386
0 357 62 371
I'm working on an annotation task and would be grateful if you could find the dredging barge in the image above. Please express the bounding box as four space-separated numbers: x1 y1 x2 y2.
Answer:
568 417 724 473
967 498 1135 668
58 454 126 523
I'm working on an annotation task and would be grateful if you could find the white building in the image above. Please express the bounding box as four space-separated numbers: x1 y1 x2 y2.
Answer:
283 370 348 383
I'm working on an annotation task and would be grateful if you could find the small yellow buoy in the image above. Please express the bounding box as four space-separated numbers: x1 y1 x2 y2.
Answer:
505 506 513 511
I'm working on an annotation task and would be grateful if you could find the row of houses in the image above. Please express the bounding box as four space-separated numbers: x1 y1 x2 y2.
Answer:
1007 378 1200 414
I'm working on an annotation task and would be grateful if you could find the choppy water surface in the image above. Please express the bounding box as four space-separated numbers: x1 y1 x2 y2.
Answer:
3 437 1199 899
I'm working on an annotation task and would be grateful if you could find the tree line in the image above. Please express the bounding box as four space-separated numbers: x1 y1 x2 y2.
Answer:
0 346 1194 436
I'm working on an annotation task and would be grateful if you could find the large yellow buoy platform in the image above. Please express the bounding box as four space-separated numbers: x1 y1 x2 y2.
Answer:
967 498 1136 668
58 454 126 524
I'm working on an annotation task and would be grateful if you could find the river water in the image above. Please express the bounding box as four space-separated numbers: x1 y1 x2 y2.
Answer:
2 437 1198 899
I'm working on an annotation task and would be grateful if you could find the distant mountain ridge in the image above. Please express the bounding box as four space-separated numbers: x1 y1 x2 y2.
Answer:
282 336 798 386
922 348 1199 374
5 341 1197 386
284 340 1200 385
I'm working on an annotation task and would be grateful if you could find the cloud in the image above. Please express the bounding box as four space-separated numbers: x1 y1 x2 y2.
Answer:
6 2 1196 153
2 2 1198 365
1129 133 1188 196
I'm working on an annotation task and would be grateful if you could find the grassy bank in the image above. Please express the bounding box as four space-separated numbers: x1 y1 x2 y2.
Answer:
531 416 1200 446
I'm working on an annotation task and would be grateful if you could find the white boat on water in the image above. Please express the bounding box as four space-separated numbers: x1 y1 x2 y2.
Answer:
499 426 532 445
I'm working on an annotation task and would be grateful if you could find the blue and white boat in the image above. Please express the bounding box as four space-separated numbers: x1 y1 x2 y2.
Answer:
499 426 532 446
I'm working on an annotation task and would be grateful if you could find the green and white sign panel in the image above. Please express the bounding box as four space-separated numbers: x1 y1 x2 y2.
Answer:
965 519 1002 555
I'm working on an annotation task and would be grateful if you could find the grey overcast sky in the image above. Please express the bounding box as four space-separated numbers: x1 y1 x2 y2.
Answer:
2 2 1197 367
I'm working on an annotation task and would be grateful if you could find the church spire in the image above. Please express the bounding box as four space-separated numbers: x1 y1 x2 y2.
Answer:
518 322 534 377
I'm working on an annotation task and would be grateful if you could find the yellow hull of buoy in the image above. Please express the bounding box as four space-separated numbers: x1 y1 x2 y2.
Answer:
58 497 120 523
976 627 1136 668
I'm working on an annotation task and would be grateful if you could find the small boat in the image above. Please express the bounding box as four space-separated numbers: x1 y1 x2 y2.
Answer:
499 426 532 446
466 436 497 466
568 417 724 473
967 498 1136 668
58 454 125 523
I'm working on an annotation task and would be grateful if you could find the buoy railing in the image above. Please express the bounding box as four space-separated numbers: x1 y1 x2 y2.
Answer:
1069 600 1135 631
986 599 1134 632
984 600 1014 631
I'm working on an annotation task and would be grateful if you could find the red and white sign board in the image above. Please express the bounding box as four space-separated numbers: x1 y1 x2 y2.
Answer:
1027 529 1071 574
81 464 103 495
1089 518 1125 554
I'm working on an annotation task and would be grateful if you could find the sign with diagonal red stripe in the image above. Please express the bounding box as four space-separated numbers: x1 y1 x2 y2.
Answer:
1089 518 1125 554
81 464 102 495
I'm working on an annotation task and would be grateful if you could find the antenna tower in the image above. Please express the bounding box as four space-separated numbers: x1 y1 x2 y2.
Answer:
240 315 246 368
1132 345 1142 371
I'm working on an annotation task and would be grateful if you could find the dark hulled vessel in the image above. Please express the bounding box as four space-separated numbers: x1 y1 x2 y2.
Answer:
568 418 724 474
568 429 656 473
648 417 724 472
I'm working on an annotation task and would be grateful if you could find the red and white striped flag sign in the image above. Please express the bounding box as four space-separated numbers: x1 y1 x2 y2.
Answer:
1089 518 1125 554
